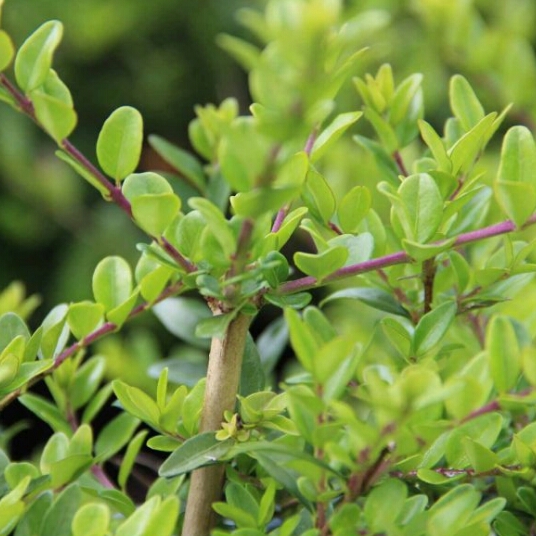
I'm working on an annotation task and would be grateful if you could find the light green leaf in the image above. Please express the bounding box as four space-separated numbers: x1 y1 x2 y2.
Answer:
94 412 140 462
301 167 336 224
40 483 82 536
448 113 496 176
70 356 106 410
14 20 63 92
397 173 443 243
402 237 456 262
67 301 105 340
321 287 411 318
19 393 70 435
495 126 536 227
231 186 300 217
131 193 180 236
92 256 132 312
216 33 260 71
337 185 371 233
188 197 236 256
449 75 485 132
96 106 143 182
72 503 110 536
285 309 316 372
311 111 362 162
0 313 30 354
486 315 520 393
413 302 457 356
418 119 451 172
0 30 14 72
159 432 233 477
426 484 481 536
148 134 205 193
112 380 160 427
118 430 149 491
294 246 348 281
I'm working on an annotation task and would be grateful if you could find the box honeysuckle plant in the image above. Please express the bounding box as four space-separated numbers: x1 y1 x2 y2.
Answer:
2 0 536 535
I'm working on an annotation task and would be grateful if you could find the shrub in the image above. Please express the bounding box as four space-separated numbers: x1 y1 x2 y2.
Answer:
1 1 536 535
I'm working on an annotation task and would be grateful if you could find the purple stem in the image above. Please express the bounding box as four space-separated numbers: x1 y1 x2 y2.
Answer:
278 214 536 295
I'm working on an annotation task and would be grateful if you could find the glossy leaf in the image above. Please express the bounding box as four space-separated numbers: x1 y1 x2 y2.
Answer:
337 185 371 233
67 301 105 340
148 134 205 192
413 302 457 357
96 106 143 181
294 246 348 281
310 111 362 162
94 412 140 462
486 315 520 393
112 380 160 428
321 287 411 318
71 503 110 536
449 75 485 132
397 173 443 243
14 20 63 92
92 256 133 312
152 297 211 349
160 432 233 477
0 30 14 72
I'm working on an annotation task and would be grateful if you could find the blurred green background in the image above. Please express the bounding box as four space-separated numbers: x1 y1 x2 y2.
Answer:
0 0 535 388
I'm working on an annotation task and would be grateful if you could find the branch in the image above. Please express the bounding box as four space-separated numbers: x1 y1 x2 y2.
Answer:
182 312 251 536
390 464 522 480
0 281 184 410
0 73 195 274
278 214 536 295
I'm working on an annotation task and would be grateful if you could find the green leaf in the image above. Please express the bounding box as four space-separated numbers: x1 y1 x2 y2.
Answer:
462 437 498 472
418 119 451 172
486 315 520 393
14 20 63 92
390 73 423 126
94 412 140 462
448 113 496 176
294 246 348 281
310 111 362 162
118 430 149 491
240 334 265 397
0 30 14 72
122 171 173 199
364 479 407 533
218 116 271 192
159 432 233 477
96 106 143 182
106 289 139 327
285 309 317 372
112 380 160 427
263 292 312 309
397 173 443 243
301 167 336 223
231 186 300 217
188 197 236 256
426 484 481 536
495 126 536 227
147 435 182 452
337 185 371 233
19 393 70 435
195 310 238 339
321 287 411 318
413 302 457 357
0 313 30 354
70 356 106 411
216 33 260 71
131 193 180 236
148 134 206 193
152 297 211 349
67 301 105 340
31 71 77 142
82 384 113 424
402 237 456 262
40 483 82 536
71 503 110 536
56 150 111 199
449 75 485 132
92 256 133 312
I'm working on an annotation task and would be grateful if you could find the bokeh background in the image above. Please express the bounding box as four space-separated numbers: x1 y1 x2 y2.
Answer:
1 0 536 443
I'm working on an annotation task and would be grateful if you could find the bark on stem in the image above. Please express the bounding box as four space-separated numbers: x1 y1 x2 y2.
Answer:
182 312 251 536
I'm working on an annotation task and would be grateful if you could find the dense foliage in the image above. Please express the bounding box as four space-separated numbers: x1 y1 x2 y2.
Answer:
1 1 536 535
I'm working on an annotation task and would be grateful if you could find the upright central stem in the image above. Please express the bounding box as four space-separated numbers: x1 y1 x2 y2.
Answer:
181 311 251 536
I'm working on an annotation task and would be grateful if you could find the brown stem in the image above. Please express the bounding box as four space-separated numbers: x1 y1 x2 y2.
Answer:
393 150 409 176
182 312 252 536
422 258 436 314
